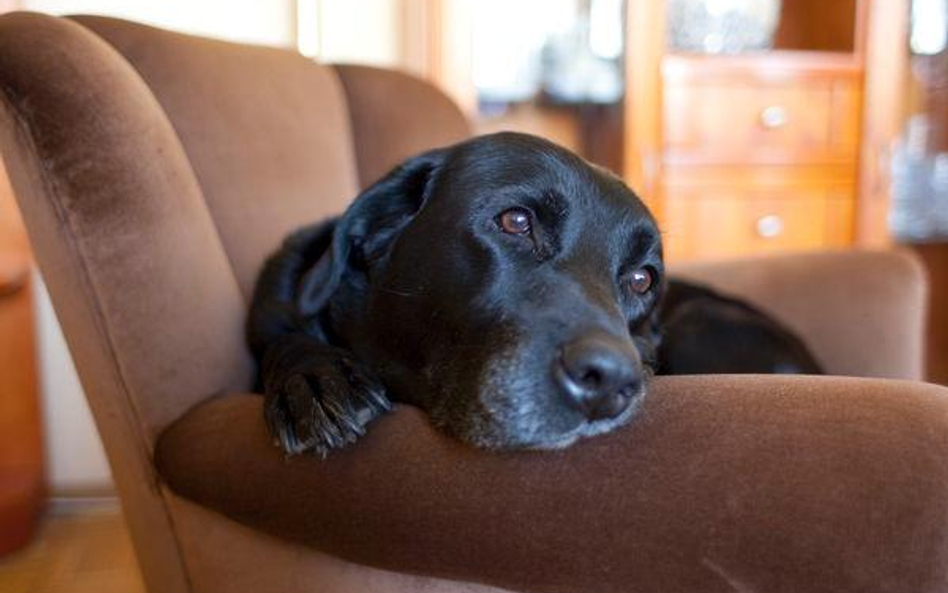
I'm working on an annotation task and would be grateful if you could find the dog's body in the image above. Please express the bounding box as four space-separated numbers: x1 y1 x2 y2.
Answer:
249 132 820 456
658 280 822 375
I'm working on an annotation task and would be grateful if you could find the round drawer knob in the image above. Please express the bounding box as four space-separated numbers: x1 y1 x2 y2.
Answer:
756 214 784 239
759 105 788 129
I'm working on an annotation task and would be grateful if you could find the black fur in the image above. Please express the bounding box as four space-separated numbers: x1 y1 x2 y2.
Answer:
249 132 820 455
657 280 823 375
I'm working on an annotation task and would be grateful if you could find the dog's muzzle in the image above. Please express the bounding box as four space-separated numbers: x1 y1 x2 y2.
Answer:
554 332 643 421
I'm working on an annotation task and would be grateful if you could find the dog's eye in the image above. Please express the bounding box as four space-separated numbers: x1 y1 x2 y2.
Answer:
497 208 532 236
627 268 653 294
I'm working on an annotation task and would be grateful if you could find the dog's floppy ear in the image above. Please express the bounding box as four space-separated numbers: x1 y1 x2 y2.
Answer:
297 148 446 318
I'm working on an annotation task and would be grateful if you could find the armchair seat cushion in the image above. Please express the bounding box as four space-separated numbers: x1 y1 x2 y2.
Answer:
155 375 948 593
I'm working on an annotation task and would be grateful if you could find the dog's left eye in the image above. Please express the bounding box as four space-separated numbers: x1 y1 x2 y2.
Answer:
626 268 654 294
497 208 532 236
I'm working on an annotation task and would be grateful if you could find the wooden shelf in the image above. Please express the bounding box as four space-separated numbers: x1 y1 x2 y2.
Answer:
663 51 863 80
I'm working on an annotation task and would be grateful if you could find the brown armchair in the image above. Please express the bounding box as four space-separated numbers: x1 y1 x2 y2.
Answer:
2 13 948 593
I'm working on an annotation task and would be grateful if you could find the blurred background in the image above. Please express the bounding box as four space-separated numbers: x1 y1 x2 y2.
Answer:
0 0 946 590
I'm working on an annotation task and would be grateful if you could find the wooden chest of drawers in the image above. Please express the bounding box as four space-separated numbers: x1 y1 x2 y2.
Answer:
657 54 862 261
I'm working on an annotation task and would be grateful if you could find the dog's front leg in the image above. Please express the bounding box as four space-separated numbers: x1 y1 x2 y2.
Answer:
260 334 391 456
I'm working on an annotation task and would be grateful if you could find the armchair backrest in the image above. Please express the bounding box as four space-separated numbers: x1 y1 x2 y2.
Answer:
0 13 468 590
0 11 469 444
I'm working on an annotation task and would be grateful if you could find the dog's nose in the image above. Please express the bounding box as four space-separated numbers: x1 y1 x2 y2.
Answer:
556 335 641 420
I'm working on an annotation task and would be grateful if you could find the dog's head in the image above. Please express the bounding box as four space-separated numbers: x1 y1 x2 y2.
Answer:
301 132 663 449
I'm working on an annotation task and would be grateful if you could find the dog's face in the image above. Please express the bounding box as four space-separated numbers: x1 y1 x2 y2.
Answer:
311 133 663 449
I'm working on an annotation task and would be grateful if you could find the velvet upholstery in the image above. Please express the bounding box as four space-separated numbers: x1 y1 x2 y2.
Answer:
1 11 946 593
157 376 948 593
333 64 472 187
162 492 514 593
68 15 362 298
671 249 928 380
0 14 249 590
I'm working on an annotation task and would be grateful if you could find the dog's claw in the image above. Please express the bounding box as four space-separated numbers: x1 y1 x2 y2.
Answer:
265 354 391 457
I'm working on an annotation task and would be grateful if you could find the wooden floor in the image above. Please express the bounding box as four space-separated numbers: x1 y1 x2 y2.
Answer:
0 500 147 593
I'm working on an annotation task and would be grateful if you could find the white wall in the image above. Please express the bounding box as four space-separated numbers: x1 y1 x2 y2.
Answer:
313 0 399 66
22 0 297 46
32 275 112 493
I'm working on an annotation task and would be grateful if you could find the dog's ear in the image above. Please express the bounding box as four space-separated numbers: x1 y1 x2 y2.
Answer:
297 149 446 318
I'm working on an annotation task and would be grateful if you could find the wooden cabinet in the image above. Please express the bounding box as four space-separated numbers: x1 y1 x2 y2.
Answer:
661 53 860 260
624 0 908 262
0 157 43 555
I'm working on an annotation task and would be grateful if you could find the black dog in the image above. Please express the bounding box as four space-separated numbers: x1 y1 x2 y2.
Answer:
657 280 822 375
249 132 819 456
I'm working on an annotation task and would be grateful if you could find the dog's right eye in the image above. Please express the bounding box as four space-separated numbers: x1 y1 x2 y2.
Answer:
497 208 532 236
627 267 654 294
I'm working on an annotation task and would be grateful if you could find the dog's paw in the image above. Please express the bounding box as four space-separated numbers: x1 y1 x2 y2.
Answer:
263 353 391 456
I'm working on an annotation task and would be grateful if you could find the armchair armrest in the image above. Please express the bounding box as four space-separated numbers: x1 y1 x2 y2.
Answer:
0 253 28 298
156 375 948 593
670 250 927 380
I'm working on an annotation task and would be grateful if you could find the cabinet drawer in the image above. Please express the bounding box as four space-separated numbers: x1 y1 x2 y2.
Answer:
660 184 854 261
663 78 860 166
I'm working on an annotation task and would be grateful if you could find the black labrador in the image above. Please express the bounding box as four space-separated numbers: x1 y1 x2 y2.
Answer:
249 132 820 456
